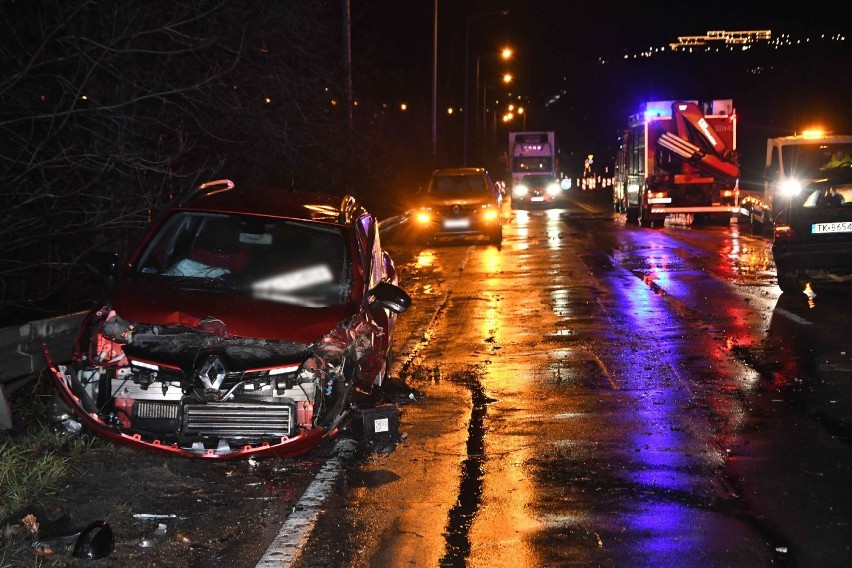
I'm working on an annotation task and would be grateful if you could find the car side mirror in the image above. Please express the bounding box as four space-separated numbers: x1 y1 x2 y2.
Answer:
369 281 412 314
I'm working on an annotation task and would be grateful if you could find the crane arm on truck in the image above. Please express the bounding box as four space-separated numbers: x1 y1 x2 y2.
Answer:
657 101 739 181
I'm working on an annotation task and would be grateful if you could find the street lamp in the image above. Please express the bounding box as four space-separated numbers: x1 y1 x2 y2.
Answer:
463 10 509 166
475 46 512 155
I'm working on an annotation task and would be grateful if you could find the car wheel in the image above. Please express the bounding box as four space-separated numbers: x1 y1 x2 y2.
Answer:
489 225 503 245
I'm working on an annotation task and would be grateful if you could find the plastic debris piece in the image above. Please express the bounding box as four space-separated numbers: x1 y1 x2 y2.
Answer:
139 523 167 548
21 514 39 535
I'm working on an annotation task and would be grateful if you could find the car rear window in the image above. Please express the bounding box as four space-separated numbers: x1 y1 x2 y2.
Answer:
802 184 852 208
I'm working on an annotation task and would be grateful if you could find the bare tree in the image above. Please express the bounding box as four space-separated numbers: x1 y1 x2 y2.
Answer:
0 0 349 324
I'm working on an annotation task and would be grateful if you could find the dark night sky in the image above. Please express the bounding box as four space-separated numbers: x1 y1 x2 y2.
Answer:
351 1 851 177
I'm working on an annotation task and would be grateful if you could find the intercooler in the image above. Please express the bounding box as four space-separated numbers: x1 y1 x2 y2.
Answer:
131 400 294 439
182 401 294 439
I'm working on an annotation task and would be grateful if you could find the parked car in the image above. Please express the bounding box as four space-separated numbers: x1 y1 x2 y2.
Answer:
511 174 563 207
772 166 852 293
412 167 503 245
44 179 411 459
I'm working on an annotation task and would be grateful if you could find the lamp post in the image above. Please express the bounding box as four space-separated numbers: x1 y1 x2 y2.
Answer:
463 10 508 166
432 0 438 165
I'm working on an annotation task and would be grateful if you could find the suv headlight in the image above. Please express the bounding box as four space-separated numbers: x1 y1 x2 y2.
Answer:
482 208 499 221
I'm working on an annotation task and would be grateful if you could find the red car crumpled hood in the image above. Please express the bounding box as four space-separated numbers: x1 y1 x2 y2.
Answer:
110 278 358 344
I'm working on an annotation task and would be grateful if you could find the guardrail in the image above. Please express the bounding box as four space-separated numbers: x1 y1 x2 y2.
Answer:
0 310 87 429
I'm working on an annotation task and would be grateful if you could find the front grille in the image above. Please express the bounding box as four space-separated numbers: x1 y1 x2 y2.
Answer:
182 401 294 440
441 205 474 217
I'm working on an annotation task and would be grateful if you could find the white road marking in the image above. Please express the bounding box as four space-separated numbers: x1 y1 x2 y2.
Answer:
254 439 357 567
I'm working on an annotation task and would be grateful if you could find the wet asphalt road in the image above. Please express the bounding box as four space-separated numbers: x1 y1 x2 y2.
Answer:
290 191 852 567
24 191 852 567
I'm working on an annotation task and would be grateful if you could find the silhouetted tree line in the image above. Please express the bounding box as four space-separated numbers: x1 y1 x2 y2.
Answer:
0 0 431 325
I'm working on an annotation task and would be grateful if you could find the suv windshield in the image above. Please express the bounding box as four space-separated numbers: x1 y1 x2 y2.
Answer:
428 174 489 195
134 212 351 306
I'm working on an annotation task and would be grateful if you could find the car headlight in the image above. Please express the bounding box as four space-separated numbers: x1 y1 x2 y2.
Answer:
482 208 498 221
513 185 528 197
546 183 561 196
415 210 432 224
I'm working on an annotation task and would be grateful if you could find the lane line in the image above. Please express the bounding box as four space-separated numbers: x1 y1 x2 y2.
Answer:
254 439 356 567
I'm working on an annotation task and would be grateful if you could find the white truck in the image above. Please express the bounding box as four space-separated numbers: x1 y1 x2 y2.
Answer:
507 131 558 205
740 130 852 233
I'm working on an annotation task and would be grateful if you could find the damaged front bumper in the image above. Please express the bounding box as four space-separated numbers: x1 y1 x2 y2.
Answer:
39 305 391 460
43 347 335 460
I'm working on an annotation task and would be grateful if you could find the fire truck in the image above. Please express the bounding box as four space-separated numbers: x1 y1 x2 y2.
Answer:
613 100 740 227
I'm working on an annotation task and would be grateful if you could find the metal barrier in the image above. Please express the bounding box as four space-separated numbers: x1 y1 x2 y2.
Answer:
0 311 87 429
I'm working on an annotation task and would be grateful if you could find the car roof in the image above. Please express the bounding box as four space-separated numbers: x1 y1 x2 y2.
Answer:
173 180 363 224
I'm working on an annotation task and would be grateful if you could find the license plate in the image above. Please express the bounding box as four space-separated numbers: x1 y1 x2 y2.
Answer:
443 218 470 229
531 196 544 202
812 221 852 234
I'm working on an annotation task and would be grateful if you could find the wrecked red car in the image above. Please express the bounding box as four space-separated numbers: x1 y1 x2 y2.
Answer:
44 180 410 459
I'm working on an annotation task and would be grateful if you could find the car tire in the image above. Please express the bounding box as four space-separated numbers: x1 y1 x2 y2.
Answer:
489 225 503 245
777 271 800 293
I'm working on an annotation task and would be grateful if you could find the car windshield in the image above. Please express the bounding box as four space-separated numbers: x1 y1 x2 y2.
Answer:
133 212 351 307
781 143 852 177
429 175 488 195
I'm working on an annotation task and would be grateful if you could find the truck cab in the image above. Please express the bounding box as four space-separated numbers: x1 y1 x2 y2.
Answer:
743 131 852 233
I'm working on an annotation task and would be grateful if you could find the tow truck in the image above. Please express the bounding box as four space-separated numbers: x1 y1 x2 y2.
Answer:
739 130 852 234
613 100 740 227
